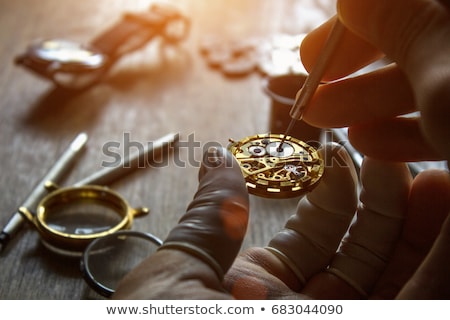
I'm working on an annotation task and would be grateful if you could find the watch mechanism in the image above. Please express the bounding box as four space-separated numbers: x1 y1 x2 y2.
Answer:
228 133 324 198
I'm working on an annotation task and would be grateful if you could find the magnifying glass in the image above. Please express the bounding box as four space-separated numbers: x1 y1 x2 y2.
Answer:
80 230 162 297
19 185 149 255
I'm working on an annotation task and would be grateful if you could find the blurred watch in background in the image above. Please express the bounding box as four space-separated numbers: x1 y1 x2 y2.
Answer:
14 3 190 90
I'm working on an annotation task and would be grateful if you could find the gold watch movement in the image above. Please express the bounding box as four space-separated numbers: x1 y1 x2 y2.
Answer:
228 133 324 198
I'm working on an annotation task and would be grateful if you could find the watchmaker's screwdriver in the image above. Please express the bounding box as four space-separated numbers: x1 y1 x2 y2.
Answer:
278 18 345 150
0 133 88 253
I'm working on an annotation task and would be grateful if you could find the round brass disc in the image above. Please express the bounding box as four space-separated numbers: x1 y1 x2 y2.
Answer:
228 133 324 198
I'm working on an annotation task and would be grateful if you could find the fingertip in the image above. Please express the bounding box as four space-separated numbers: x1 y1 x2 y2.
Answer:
300 15 381 81
411 169 450 196
336 0 375 45
419 77 450 161
359 157 412 217
403 169 450 248
199 146 236 176
195 145 249 214
397 218 450 299
411 169 450 215
348 119 443 162
198 146 248 194
336 0 355 30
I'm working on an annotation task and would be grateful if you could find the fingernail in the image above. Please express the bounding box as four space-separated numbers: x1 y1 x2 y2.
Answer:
204 146 224 168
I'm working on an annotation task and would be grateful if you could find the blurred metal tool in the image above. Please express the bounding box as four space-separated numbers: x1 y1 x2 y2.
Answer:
0 133 88 253
73 132 179 187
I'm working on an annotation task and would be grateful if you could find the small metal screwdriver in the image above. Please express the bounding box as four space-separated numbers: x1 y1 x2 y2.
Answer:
278 18 345 150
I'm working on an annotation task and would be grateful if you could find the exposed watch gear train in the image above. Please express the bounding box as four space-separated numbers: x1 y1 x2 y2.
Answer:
228 133 324 198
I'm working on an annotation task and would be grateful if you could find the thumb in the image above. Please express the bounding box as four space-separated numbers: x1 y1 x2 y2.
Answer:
113 147 249 299
160 146 250 279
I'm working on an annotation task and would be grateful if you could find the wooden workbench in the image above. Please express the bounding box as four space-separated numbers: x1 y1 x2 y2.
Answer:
0 0 335 299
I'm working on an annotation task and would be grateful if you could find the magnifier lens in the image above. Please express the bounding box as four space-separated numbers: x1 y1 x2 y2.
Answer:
81 231 162 297
44 199 124 235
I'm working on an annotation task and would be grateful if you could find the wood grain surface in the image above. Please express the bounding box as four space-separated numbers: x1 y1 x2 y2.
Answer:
0 0 335 299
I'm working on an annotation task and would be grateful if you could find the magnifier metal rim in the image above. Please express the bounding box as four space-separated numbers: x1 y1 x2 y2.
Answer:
34 185 139 252
80 230 162 297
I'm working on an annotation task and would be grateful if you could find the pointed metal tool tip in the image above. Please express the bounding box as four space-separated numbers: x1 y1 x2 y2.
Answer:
0 233 9 254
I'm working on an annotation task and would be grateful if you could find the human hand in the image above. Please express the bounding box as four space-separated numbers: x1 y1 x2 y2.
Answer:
113 145 450 299
300 0 450 163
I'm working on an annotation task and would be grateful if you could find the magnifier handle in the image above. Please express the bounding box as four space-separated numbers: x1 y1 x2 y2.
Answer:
130 207 150 218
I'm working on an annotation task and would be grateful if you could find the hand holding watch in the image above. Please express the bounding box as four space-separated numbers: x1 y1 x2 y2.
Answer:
14 3 190 90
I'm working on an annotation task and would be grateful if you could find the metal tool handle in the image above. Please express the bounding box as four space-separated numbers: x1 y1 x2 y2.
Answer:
73 132 179 187
290 18 345 121
0 133 88 253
